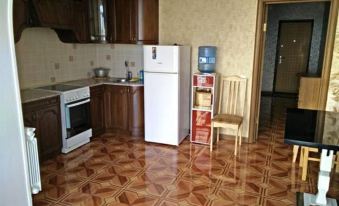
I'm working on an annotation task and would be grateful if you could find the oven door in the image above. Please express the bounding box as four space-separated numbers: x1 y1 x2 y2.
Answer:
65 98 91 139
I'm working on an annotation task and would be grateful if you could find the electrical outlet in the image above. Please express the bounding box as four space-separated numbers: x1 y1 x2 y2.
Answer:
54 63 60 70
87 72 92 78
130 61 135 67
50 77 56 82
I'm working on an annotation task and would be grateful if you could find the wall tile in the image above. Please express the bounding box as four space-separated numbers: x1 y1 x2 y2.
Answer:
15 28 143 88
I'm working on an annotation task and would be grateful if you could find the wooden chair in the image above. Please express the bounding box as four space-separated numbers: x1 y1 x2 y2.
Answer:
210 75 247 155
292 145 339 181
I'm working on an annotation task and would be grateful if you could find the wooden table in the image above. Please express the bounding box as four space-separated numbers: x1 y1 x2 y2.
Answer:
284 108 339 206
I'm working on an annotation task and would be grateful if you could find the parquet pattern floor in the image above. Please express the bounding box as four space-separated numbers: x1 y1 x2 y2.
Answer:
33 97 339 205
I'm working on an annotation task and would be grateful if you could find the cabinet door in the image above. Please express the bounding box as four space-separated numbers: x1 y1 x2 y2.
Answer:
90 85 105 136
22 97 62 162
32 0 73 29
136 0 158 44
13 0 30 43
113 0 137 43
73 0 90 42
128 86 144 136
22 110 44 158
104 85 129 132
36 105 62 161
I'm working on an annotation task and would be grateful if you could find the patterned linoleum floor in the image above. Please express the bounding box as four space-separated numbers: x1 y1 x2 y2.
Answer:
33 97 339 206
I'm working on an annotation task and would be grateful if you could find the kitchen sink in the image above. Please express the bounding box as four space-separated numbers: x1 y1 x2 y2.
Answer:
109 78 128 83
108 77 140 83
114 78 128 83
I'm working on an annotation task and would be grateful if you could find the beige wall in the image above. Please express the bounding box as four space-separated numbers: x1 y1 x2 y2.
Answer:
159 0 258 137
15 28 143 89
326 15 339 112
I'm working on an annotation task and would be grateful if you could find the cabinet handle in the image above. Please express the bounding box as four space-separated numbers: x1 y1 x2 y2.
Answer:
32 114 37 121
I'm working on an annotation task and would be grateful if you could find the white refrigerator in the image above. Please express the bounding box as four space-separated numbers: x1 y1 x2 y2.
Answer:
143 45 191 146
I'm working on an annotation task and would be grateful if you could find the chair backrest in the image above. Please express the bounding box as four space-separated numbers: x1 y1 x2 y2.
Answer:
218 75 247 117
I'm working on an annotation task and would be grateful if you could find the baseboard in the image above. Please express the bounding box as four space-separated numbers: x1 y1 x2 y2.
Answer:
261 91 298 98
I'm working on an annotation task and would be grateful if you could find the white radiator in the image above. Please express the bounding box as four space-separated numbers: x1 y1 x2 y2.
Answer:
25 127 41 194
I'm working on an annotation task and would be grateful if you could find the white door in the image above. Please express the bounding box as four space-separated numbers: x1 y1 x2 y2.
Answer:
144 72 179 145
144 46 180 73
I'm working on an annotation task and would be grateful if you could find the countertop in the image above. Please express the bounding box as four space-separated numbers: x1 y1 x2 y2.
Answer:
21 89 60 104
21 77 144 103
64 78 144 87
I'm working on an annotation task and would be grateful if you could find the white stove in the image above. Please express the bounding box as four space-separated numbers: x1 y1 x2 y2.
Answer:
37 84 92 153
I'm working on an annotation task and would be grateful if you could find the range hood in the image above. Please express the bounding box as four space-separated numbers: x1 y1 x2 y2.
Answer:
88 0 107 43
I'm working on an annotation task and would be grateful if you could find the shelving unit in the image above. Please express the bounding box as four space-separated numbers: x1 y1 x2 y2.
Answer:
190 73 219 145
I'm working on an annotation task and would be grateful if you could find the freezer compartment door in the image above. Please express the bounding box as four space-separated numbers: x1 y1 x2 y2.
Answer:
143 45 179 73
144 72 179 145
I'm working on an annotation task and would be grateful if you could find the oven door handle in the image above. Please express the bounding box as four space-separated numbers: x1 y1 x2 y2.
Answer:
66 99 90 108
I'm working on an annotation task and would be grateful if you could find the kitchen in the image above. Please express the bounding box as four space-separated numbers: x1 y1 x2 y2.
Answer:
16 0 160 161
2 0 339 205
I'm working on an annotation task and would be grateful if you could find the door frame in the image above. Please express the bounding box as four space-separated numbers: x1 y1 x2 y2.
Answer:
249 0 338 143
272 19 314 94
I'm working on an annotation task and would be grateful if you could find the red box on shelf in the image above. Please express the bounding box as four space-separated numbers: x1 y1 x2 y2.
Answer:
193 75 214 87
191 110 211 144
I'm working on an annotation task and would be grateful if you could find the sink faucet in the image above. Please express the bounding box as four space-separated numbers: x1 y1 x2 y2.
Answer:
125 60 132 80
124 60 129 79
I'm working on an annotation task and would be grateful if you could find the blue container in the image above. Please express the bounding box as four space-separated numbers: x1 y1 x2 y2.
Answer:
198 46 216 73
139 70 144 81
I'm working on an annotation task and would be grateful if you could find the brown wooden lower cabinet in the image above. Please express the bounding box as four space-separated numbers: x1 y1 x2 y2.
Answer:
22 96 62 162
102 85 144 136
104 85 129 132
128 86 144 136
90 85 105 137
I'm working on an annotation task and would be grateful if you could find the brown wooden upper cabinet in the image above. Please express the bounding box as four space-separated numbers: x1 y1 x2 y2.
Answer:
13 0 31 43
108 0 159 44
32 0 90 43
55 0 90 43
13 0 158 44
32 0 74 29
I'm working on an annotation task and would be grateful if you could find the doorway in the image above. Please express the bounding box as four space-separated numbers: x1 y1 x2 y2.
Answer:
274 20 313 94
249 0 338 143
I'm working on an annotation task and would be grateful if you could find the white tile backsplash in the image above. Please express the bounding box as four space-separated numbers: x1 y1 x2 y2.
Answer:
15 28 144 89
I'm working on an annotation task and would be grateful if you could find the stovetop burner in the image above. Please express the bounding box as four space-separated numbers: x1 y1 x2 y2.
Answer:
38 84 82 92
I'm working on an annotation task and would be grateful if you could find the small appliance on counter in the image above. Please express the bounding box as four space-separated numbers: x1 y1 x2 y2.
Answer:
37 84 92 153
93 67 110 78
143 45 191 146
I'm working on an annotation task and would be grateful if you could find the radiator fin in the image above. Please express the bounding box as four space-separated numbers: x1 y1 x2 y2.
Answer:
25 127 41 194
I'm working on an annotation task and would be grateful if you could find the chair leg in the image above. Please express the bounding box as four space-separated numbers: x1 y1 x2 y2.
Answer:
239 124 242 146
336 155 339 173
299 147 304 167
234 128 239 156
210 125 214 152
217 128 220 143
301 147 309 181
292 145 299 163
